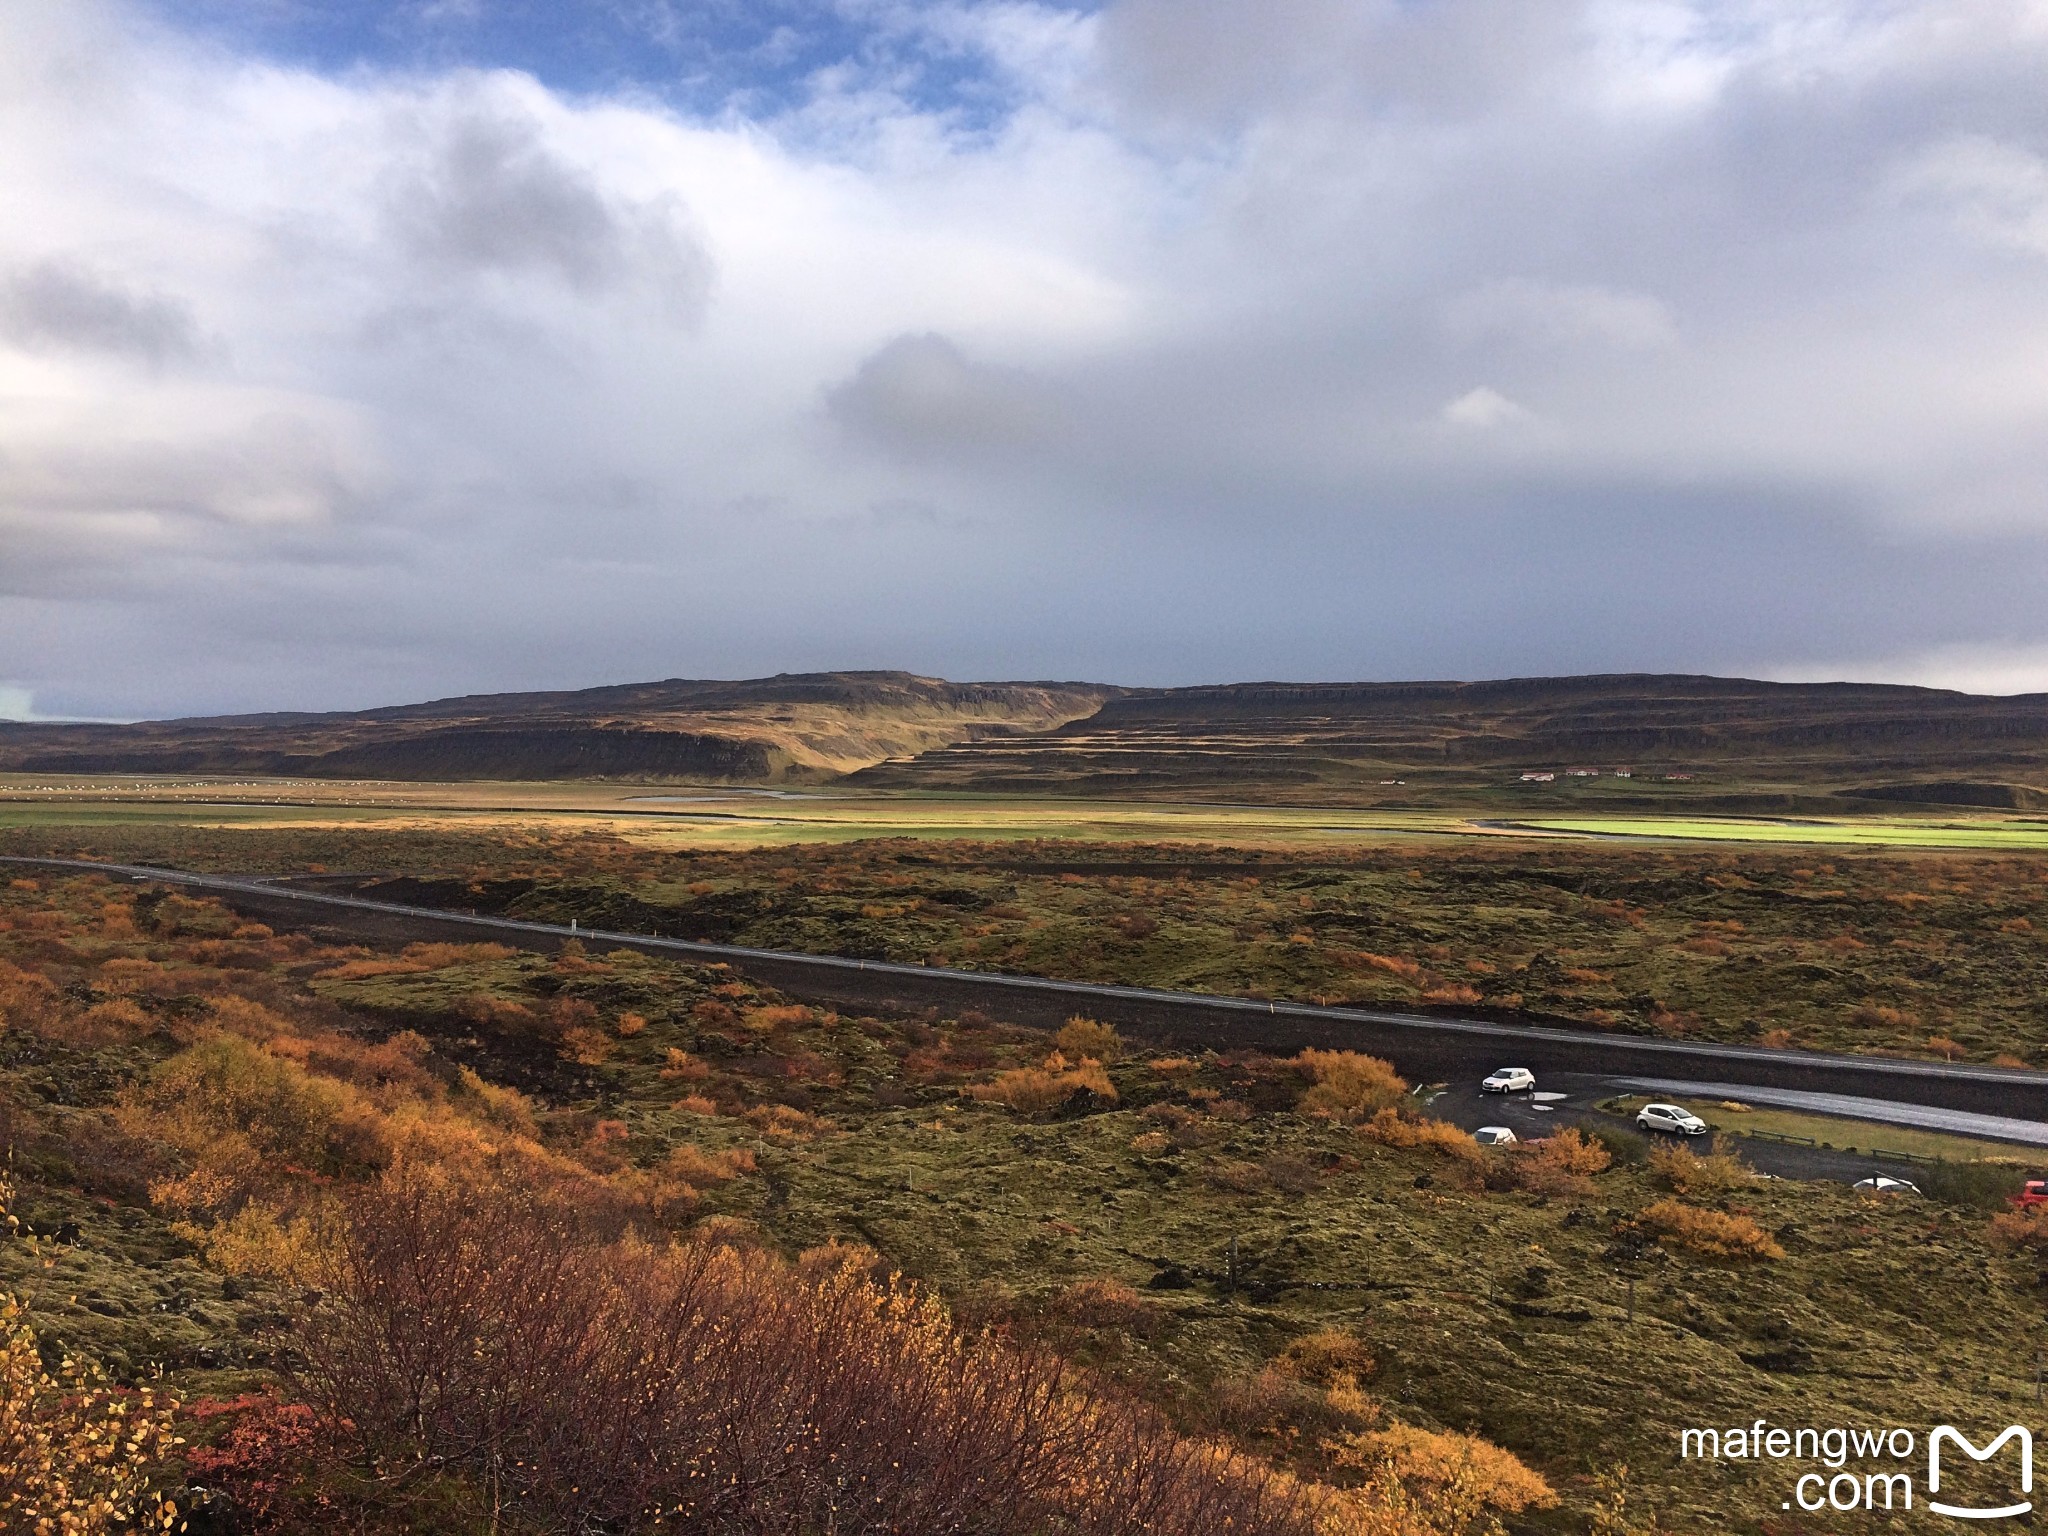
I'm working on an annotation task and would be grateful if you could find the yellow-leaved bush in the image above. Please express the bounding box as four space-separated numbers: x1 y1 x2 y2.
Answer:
2 1178 182 1534
1297 1050 1409 1122
1325 1421 1557 1536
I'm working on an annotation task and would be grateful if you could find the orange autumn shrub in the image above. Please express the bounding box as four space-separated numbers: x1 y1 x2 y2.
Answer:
560 1025 615 1065
1052 1015 1122 1062
1509 1127 1611 1195
451 1067 539 1138
53 996 154 1047
1329 1422 1556 1536
1361 1108 1479 1162
1989 1205 2048 1253
1639 1198 1784 1261
741 1104 835 1141
1296 1050 1407 1122
664 1144 757 1187
124 1034 394 1216
1354 953 1425 981
1421 983 1482 1006
400 941 516 967
1275 1327 1377 1386
1646 1139 1754 1200
965 1054 1118 1113
660 1047 711 1081
453 992 541 1031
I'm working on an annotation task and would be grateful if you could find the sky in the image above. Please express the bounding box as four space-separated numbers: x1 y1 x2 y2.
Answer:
4 1 2048 719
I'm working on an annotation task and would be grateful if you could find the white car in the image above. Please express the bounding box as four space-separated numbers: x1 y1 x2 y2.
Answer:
1474 1126 1518 1146
1636 1102 1708 1136
1853 1175 1920 1196
1482 1067 1535 1094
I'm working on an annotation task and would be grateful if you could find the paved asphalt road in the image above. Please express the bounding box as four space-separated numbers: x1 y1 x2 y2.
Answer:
8 854 2048 1153
1419 1075 2034 1184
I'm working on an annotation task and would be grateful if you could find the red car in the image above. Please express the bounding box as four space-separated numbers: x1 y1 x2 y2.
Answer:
2014 1180 2048 1210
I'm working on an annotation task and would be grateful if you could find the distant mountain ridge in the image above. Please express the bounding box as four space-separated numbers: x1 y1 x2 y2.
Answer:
5 670 2048 802
846 673 2048 805
0 671 1119 783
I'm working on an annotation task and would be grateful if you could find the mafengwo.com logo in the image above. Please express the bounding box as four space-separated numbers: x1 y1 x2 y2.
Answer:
1679 1421 2033 1517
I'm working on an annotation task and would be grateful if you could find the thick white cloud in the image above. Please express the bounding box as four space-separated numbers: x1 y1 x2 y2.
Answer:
3 0 2048 717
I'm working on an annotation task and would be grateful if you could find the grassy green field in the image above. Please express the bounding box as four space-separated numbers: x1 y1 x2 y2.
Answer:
1523 815 2048 849
1595 1096 2029 1164
0 773 1485 846
17 773 2048 856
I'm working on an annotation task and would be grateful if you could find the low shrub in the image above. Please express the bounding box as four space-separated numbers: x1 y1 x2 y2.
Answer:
1297 1050 1407 1123
1920 1160 2029 1212
1047 1276 1156 1334
741 1103 835 1141
1 1288 182 1534
660 1047 711 1081
559 1024 615 1065
1509 1128 1612 1195
1361 1108 1480 1161
1989 1205 2048 1252
964 1055 1118 1113
123 1035 392 1216
1329 1421 1557 1536
664 1143 757 1187
745 1003 814 1033
1638 1198 1784 1261
400 941 516 966
1646 1139 1755 1200
296 1169 1320 1536
1053 1015 1122 1062
1587 1123 1650 1166
1276 1327 1377 1385
181 1395 324 1535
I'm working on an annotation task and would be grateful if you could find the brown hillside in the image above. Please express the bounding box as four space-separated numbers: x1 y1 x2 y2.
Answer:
10 670 2048 801
0 672 1115 784
848 673 2048 804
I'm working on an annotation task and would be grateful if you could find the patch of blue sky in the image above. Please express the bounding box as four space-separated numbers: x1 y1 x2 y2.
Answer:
145 0 1095 125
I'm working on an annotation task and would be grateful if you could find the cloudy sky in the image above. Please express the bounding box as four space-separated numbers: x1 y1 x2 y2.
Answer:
4 0 2048 718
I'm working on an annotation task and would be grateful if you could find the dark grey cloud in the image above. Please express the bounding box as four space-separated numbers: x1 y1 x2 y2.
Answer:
825 334 1064 460
387 97 711 315
0 258 197 364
